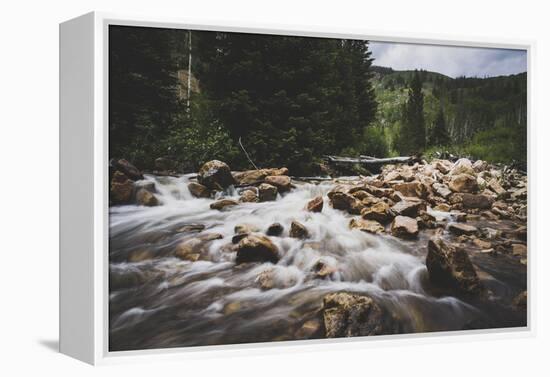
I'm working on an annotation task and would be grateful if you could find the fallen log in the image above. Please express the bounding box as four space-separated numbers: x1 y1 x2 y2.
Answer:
324 155 420 174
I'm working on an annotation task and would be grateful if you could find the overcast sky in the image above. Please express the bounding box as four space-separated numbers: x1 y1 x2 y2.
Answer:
369 41 527 78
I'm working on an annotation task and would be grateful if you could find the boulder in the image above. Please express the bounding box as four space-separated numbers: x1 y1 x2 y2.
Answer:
312 260 337 279
432 159 452 174
258 183 278 202
265 175 291 192
426 237 483 294
393 182 427 198
322 292 396 337
351 190 370 200
391 216 419 238
330 192 365 215
210 199 239 211
187 182 210 198
198 160 235 190
306 196 324 212
472 160 488 173
449 173 478 193
266 223 284 236
460 193 494 209
450 158 476 177
391 200 425 218
433 203 451 212
289 220 309 239
233 167 289 185
472 238 492 250
361 202 393 223
512 243 527 257
135 188 159 206
235 235 279 264
239 189 259 203
175 233 223 261
110 172 135 204
448 223 478 236
487 178 506 196
349 218 384 234
432 182 452 199
110 158 143 181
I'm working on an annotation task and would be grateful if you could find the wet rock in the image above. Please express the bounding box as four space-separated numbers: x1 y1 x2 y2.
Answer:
109 267 149 290
266 223 284 236
174 233 223 261
391 216 419 239
176 224 205 233
256 269 275 290
351 190 370 200
210 199 239 211
330 192 365 215
472 238 492 250
239 189 259 203
322 292 396 337
391 200 425 218
258 183 278 202
135 188 159 206
306 195 324 212
512 243 527 257
110 171 135 204
265 175 291 192
295 319 322 339
433 203 451 212
448 223 478 236
235 235 279 264
426 237 483 294
361 202 393 223
480 227 501 240
460 193 494 209
450 158 475 177
312 260 337 279
110 158 143 181
127 249 155 262
290 220 309 239
510 187 527 201
198 160 235 190
449 173 478 193
232 233 249 244
349 218 385 234
512 291 527 309
187 182 210 198
417 211 437 229
491 207 511 219
393 182 428 199
233 167 289 185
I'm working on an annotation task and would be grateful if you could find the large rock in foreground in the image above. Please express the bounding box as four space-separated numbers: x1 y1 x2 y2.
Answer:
322 292 397 337
198 160 235 190
235 235 280 264
426 237 483 294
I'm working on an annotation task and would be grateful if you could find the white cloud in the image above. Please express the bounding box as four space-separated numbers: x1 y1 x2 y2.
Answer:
369 41 527 78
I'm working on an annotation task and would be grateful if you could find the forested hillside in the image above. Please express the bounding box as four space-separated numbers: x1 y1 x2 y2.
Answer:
109 26 527 175
371 66 527 167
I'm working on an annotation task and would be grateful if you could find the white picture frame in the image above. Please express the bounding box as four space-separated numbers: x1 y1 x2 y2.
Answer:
59 11 534 365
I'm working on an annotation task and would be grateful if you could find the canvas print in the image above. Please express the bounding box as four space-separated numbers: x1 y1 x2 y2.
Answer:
108 25 527 351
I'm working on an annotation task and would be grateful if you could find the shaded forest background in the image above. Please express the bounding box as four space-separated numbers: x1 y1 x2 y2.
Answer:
109 26 527 175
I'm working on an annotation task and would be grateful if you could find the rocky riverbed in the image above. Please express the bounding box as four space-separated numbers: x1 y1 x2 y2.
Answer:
108 157 527 351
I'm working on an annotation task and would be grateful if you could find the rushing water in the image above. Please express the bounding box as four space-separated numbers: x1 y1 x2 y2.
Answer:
109 174 526 351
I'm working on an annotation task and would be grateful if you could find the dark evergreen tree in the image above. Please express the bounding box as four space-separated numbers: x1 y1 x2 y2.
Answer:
429 107 450 146
396 71 425 155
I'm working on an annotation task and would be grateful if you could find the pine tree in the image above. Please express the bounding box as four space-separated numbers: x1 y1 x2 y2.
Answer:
396 71 426 155
429 107 450 146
